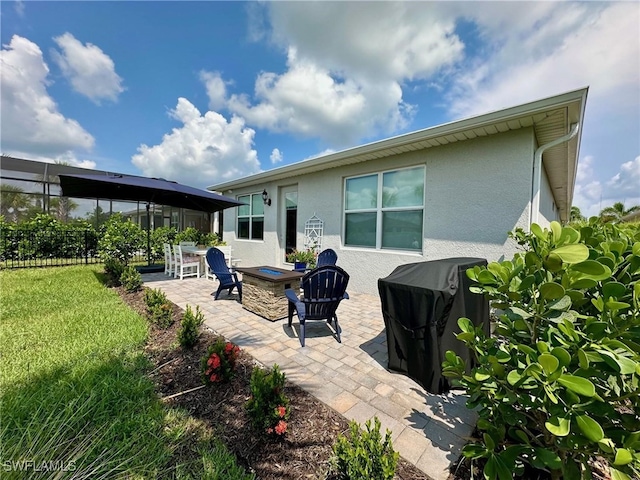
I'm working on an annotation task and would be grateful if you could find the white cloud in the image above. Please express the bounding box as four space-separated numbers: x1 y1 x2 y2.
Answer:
573 155 640 218
227 48 412 146
225 2 467 145
0 35 94 157
305 148 336 161
267 2 463 82
270 148 283 164
51 33 124 104
606 156 640 199
200 71 227 111
447 3 639 117
131 98 260 188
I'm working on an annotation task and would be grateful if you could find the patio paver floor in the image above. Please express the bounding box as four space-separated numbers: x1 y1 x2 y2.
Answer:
142 272 476 480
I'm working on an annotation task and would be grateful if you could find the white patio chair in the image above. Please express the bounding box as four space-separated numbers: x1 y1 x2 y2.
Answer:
215 245 241 268
173 244 200 280
163 243 175 276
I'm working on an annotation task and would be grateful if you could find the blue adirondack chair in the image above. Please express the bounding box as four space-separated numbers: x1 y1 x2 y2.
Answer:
205 247 242 301
316 248 338 267
284 265 349 347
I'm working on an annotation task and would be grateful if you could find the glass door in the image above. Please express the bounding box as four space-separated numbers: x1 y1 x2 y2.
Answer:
280 186 298 262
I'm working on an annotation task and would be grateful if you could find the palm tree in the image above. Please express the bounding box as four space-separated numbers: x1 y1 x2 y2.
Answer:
599 202 640 223
36 161 79 223
49 196 78 223
569 206 585 223
0 184 33 222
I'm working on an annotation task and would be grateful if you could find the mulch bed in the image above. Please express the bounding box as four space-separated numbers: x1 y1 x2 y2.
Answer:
116 285 438 480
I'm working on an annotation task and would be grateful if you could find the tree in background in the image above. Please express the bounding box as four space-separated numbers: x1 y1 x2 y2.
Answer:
49 196 78 223
569 206 585 223
599 201 640 223
85 206 111 229
0 185 32 223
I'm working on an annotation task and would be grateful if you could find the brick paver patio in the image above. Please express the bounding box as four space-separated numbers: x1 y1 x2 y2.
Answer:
142 272 477 480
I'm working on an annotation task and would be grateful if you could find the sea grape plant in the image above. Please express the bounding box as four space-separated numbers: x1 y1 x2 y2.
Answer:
442 220 640 480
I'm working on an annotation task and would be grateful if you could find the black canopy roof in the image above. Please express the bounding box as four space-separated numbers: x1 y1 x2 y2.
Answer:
59 173 244 212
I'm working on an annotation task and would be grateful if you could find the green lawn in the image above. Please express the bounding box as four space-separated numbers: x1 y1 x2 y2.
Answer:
0 265 252 479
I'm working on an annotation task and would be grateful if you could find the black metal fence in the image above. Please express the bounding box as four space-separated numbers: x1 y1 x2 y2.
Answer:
1 227 103 269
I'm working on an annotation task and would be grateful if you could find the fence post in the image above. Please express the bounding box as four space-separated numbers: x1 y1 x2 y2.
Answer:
85 229 89 265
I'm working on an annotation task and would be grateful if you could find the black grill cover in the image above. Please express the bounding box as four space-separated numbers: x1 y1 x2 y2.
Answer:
378 257 489 394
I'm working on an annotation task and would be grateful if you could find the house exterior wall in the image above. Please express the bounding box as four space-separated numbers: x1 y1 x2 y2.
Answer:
224 128 536 295
537 165 560 227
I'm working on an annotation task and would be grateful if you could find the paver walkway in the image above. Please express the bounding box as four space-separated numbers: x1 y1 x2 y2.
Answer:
142 272 476 480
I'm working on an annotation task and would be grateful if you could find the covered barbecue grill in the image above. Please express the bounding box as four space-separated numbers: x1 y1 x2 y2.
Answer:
378 257 489 394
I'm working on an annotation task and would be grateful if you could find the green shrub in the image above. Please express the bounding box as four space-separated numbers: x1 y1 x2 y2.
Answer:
201 338 240 384
144 288 173 328
175 227 201 245
177 305 204 349
245 364 289 437
150 226 178 263
174 228 223 248
144 287 167 310
120 265 143 293
331 416 399 480
442 220 640 480
0 213 99 262
98 213 144 265
149 303 173 329
104 257 125 285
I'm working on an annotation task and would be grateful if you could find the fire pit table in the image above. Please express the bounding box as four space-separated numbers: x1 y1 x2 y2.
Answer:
235 266 304 321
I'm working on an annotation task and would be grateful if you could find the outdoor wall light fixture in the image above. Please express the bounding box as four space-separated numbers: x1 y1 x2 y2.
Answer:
262 189 271 206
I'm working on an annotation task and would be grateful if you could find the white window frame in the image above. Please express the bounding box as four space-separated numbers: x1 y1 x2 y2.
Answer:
343 166 425 251
236 193 264 241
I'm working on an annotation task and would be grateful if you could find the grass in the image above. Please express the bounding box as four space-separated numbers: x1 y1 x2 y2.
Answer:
0 265 253 479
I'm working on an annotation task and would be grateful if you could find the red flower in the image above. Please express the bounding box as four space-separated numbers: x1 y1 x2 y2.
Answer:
276 406 286 418
224 342 234 354
274 420 287 435
266 427 273 434
209 353 221 369
210 373 218 382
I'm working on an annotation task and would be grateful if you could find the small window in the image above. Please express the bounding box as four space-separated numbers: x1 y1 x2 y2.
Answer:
237 193 264 240
344 166 424 251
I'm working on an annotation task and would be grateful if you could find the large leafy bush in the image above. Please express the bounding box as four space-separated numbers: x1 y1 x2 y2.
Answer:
443 220 640 480
150 226 177 262
97 213 144 264
0 213 98 261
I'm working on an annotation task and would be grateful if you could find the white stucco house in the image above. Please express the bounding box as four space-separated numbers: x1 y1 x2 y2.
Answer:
208 88 588 295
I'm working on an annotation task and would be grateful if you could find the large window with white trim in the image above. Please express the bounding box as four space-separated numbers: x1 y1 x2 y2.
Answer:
344 166 424 251
237 193 264 240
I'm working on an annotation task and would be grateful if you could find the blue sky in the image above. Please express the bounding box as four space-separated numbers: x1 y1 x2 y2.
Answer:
2 1 639 218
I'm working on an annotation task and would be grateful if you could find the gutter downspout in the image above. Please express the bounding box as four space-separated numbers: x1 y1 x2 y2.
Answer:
529 122 580 230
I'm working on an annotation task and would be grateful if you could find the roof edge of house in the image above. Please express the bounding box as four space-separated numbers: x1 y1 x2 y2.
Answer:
208 87 588 193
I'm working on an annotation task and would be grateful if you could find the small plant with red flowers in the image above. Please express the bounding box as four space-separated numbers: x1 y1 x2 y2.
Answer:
201 337 240 384
245 364 290 437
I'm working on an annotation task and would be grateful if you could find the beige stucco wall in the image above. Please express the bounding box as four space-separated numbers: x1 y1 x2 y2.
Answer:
223 128 536 295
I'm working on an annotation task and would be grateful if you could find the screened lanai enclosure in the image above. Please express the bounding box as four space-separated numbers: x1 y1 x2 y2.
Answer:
1 156 215 231
0 156 220 268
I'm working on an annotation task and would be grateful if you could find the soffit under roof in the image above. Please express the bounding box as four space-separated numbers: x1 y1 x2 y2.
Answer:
209 88 587 222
